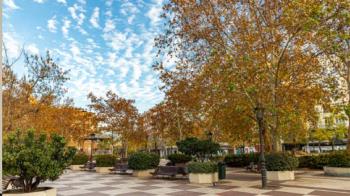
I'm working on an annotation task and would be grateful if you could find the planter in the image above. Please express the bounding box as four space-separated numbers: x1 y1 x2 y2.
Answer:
324 167 350 177
69 165 83 171
95 167 114 174
4 187 56 196
267 171 295 181
132 169 154 177
189 172 218 184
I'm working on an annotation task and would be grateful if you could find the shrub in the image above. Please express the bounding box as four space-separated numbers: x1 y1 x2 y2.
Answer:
176 137 220 160
3 130 75 192
327 151 350 167
298 154 330 169
188 162 218 173
168 153 192 164
95 154 117 167
128 152 160 170
71 153 89 165
266 153 299 171
224 153 259 167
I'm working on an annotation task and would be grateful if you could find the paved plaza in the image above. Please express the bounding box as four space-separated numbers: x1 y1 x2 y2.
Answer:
43 168 350 196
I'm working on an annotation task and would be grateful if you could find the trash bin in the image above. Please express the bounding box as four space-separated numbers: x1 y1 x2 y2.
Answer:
218 162 226 179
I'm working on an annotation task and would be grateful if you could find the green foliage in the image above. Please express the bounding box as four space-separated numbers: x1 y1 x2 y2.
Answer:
327 151 350 167
224 153 259 167
71 153 89 165
188 162 218 174
266 153 299 171
176 137 220 160
3 130 75 192
95 154 117 167
128 152 160 170
168 153 192 164
298 154 335 169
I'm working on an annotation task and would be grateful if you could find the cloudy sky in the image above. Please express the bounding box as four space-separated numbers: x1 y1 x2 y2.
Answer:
3 0 170 112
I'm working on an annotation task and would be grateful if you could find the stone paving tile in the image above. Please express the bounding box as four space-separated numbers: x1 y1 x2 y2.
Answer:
167 190 206 196
40 169 350 196
308 190 350 196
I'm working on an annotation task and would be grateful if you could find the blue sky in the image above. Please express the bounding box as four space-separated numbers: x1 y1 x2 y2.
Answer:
3 0 173 112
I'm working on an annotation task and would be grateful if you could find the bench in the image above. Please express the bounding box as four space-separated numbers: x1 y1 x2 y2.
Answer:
3 176 23 191
151 166 188 178
246 162 260 172
109 163 130 175
80 161 96 171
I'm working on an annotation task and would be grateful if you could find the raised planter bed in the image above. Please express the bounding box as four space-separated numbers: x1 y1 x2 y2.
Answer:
324 167 350 177
189 172 218 184
132 169 154 177
96 167 114 174
4 187 56 196
69 165 84 171
267 171 295 181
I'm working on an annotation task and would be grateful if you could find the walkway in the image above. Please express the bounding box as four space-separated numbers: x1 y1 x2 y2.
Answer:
42 168 350 196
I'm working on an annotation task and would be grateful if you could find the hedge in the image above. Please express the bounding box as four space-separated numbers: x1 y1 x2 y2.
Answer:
95 154 117 167
265 153 299 171
168 153 192 164
128 152 160 170
224 153 259 167
299 151 350 169
188 162 218 174
71 153 89 165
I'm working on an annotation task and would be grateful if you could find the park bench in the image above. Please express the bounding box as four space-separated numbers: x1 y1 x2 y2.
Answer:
109 163 130 175
151 166 188 178
80 161 96 171
246 162 260 172
2 176 23 191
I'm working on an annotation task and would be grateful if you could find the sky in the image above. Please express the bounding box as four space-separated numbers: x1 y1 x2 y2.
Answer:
3 0 172 113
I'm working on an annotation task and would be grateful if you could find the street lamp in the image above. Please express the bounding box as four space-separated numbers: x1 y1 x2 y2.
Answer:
255 106 267 189
84 133 99 162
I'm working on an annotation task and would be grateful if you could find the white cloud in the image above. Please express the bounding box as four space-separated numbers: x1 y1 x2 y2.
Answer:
47 16 57 32
89 7 100 28
62 18 71 38
68 4 85 25
57 0 66 5
103 19 115 33
33 0 45 3
4 0 20 9
26 44 40 55
146 6 162 26
3 32 21 59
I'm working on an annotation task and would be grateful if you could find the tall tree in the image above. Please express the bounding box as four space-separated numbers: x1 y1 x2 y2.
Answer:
88 91 139 157
155 0 330 152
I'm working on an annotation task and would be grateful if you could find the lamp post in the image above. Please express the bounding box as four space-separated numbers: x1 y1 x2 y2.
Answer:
255 106 267 189
85 133 98 162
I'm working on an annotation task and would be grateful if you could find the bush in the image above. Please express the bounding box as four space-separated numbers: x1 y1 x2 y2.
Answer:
168 153 192 164
71 153 89 165
224 153 259 167
176 137 220 160
266 153 299 171
128 152 160 170
298 154 330 169
95 154 117 167
327 151 350 167
3 130 75 192
188 162 218 173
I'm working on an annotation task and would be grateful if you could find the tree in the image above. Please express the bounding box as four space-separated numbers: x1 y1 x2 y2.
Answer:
155 0 331 152
2 48 69 133
312 0 350 152
3 130 76 192
88 91 139 158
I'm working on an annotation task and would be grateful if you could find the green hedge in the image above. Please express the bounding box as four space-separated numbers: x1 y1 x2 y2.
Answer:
168 153 192 164
328 151 350 167
71 153 89 165
128 152 160 170
95 154 117 167
224 153 259 167
299 151 350 169
266 153 299 171
188 162 218 174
